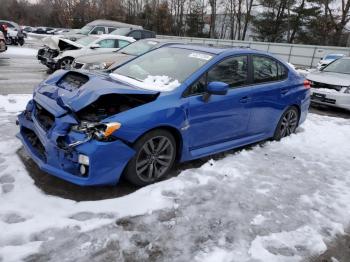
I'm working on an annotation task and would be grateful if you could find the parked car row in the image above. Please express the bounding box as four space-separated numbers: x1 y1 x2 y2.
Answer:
0 20 25 46
35 19 157 72
38 34 136 71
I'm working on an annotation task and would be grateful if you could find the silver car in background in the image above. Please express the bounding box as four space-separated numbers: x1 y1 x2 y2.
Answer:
316 53 345 70
307 57 350 110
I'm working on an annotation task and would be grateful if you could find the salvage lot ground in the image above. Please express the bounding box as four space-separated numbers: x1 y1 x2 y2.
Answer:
0 44 350 262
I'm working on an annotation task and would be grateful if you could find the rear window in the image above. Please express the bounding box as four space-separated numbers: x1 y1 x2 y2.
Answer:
252 55 288 84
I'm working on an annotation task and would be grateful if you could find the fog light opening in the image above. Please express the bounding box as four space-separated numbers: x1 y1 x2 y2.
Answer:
80 164 88 176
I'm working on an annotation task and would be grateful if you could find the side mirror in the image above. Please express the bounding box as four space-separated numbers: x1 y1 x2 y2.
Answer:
90 43 100 49
97 31 104 35
207 81 229 95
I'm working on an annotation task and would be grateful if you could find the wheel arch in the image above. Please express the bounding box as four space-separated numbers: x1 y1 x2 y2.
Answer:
289 104 301 125
59 56 75 62
134 125 183 161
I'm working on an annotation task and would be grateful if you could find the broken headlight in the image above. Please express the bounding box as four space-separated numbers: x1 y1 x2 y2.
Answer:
71 121 121 141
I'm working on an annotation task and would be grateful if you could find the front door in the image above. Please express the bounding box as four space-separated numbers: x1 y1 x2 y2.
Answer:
184 55 252 150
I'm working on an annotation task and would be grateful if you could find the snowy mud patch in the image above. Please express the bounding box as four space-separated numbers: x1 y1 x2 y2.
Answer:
0 95 350 261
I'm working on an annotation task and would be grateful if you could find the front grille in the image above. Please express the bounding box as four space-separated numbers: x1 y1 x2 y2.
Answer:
22 127 46 162
311 81 341 91
73 62 84 69
34 102 55 131
38 48 59 59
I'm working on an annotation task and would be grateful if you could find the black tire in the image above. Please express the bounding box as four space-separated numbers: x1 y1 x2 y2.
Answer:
18 38 24 46
125 129 176 186
273 106 299 141
5 38 13 45
58 57 73 70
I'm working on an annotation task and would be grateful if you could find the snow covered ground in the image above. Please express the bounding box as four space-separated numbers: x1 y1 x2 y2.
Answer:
4 47 37 57
0 94 349 262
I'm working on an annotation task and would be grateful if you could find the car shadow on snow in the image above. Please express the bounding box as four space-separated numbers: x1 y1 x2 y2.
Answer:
309 103 350 119
16 139 266 201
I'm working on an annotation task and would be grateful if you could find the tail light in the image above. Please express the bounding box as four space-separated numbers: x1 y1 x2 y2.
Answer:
303 80 311 89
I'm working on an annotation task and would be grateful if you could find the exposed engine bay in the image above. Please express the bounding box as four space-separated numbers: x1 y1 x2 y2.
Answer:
57 72 89 91
76 93 158 122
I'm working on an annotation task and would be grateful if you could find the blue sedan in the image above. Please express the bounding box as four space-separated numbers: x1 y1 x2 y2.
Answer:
17 45 310 186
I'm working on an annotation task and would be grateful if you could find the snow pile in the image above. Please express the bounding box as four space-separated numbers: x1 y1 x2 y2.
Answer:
110 73 181 91
4 47 37 57
0 95 350 261
288 63 315 77
0 95 32 113
143 75 181 91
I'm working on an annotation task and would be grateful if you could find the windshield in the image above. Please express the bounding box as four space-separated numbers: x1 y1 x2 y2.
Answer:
119 40 159 56
79 25 93 35
323 59 350 74
111 47 214 91
110 28 131 36
324 55 343 60
76 36 98 46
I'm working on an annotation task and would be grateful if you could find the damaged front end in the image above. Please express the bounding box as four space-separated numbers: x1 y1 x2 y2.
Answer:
17 71 159 186
37 37 82 70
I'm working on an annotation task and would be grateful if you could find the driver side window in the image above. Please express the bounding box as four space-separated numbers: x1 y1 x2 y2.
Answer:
184 55 248 97
90 27 105 35
98 39 117 48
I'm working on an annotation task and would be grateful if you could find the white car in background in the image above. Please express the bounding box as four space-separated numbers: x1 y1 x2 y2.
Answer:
316 53 345 70
37 34 135 71
307 57 350 110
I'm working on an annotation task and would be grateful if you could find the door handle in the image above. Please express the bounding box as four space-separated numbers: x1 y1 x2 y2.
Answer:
281 88 289 94
239 96 250 103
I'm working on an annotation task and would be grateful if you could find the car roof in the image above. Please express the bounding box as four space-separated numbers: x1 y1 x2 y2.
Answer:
137 38 184 45
86 20 142 29
0 20 20 28
168 44 261 55
95 34 136 42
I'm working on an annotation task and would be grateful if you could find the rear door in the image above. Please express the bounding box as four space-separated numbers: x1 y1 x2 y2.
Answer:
95 38 120 52
247 55 291 136
185 55 252 150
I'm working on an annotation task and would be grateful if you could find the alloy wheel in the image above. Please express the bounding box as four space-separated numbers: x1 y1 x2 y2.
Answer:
135 136 174 183
280 109 298 138
60 59 73 69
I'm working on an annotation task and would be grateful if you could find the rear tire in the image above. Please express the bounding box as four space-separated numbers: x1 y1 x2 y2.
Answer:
273 106 299 141
125 130 176 187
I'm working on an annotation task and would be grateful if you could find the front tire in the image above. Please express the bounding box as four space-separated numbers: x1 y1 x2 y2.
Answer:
125 130 176 186
58 57 73 70
273 106 299 141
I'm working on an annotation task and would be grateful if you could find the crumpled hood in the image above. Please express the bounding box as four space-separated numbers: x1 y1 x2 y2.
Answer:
307 71 350 86
42 36 84 50
76 52 133 64
34 70 159 114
